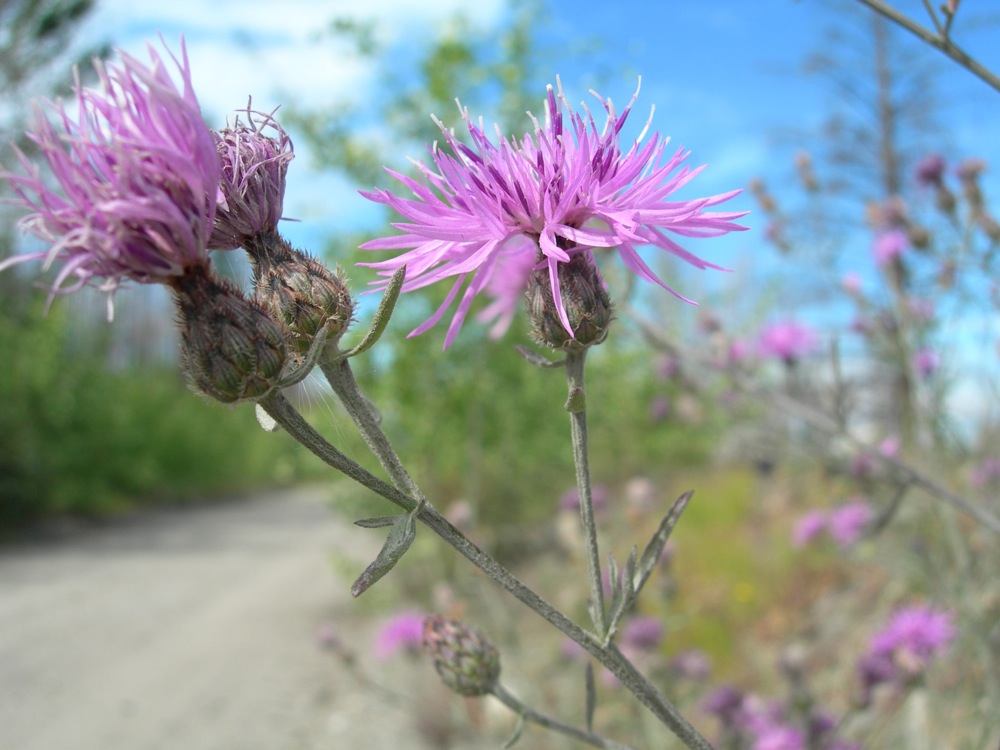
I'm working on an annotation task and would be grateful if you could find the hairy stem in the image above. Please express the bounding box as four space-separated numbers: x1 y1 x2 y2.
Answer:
565 349 608 637
258 390 713 749
491 682 638 750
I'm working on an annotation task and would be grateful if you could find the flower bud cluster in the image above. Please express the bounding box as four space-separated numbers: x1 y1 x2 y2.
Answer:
246 236 354 355
171 265 288 403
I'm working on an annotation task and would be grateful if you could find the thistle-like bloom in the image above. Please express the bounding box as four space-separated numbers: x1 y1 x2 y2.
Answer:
828 500 873 548
1 40 219 303
209 108 294 250
756 320 818 363
374 611 426 659
360 79 748 348
859 605 955 702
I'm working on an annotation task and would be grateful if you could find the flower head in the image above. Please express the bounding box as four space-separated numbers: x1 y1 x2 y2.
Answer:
757 320 818 363
374 610 426 658
1 39 219 304
828 500 873 548
872 229 909 267
859 604 955 700
914 153 946 188
621 615 665 652
913 347 940 378
209 107 294 250
360 79 748 348
792 509 827 547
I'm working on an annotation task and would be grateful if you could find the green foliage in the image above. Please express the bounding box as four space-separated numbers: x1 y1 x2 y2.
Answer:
0 300 320 530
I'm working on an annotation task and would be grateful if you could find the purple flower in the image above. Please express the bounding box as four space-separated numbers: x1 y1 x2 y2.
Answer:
860 605 955 693
913 348 940 378
754 726 805 750
670 649 712 681
649 395 671 421
360 79 748 348
702 684 745 724
914 153 946 187
872 229 909 267
1 39 219 302
757 320 819 363
209 107 294 250
559 484 611 514
374 611 426 658
621 616 665 652
955 158 986 182
792 509 827 547
969 457 1000 489
870 606 955 663
840 272 863 295
828 500 873 548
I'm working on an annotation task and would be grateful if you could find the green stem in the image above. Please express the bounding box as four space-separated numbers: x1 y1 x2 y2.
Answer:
319 355 425 504
258 391 713 750
565 349 608 637
491 682 638 750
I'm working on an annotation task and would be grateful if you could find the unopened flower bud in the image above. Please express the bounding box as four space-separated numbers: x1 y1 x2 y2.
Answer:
422 615 501 697
246 234 354 353
209 110 293 250
171 264 287 403
526 252 613 351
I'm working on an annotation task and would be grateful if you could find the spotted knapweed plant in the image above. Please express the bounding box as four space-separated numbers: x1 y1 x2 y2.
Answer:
2 33 980 750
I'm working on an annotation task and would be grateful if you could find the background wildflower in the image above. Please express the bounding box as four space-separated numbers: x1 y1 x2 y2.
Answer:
374 610 426 659
757 320 819 363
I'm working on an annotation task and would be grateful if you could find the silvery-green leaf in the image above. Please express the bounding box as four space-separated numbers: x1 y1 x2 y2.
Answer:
502 713 525 749
351 510 416 597
585 662 596 733
633 490 693 595
354 515 398 529
344 266 406 359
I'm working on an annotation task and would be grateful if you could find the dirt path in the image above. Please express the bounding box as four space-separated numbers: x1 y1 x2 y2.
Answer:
0 486 442 750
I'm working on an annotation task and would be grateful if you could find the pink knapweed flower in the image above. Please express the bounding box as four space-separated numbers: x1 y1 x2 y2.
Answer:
914 153 946 188
360 79 748 348
828 500 873 548
840 272 863 295
913 347 940 378
970 457 1000 489
792 509 827 547
209 107 294 250
860 604 955 700
872 229 909 267
621 616 665 652
374 610 426 658
1 40 219 304
757 320 818 363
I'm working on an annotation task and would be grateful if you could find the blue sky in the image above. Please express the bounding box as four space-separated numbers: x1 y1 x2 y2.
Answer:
60 0 1000 419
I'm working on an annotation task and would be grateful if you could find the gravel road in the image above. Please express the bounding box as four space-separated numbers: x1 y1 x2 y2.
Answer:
0 486 446 750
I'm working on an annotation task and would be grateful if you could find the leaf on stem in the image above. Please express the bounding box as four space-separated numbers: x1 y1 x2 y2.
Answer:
350 509 417 597
605 547 638 643
633 490 693 596
354 515 399 529
254 403 281 432
513 344 566 369
502 711 525 749
342 265 406 359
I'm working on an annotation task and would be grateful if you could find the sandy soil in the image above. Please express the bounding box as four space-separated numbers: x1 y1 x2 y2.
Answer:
0 486 447 750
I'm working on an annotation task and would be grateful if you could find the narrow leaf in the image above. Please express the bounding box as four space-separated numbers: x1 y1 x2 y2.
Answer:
344 265 406 359
633 490 694 595
514 344 565 369
350 510 416 597
502 713 525 749
585 663 596 733
354 515 399 529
